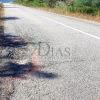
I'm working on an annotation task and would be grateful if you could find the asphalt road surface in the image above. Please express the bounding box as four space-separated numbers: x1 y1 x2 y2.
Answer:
0 3 100 100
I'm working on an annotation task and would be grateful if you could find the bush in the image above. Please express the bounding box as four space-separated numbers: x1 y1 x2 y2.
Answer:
0 2 3 8
55 1 67 9
74 0 100 7
66 0 100 16
45 0 58 7
14 0 23 4
67 6 100 16
91 0 100 7
27 1 45 7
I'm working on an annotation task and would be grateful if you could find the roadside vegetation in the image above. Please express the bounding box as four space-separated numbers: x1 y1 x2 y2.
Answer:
0 2 4 32
14 0 100 22
0 2 4 52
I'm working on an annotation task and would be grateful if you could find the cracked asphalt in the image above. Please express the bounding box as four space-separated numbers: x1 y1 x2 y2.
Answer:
0 3 100 100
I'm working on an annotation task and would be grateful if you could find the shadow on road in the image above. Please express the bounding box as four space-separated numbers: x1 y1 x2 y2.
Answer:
0 62 34 78
2 34 27 47
0 33 58 99
35 71 58 79
0 34 58 79
0 61 58 79
4 17 19 21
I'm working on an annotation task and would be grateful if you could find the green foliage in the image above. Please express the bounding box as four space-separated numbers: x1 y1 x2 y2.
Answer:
68 6 100 16
45 0 58 7
15 0 45 7
91 0 100 7
73 0 92 6
14 0 100 16
74 0 100 7
56 1 67 9
67 0 100 16
14 0 23 4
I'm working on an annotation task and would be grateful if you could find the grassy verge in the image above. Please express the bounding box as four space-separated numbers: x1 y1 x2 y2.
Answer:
0 3 4 32
14 1 100 23
38 7 100 23
0 2 4 53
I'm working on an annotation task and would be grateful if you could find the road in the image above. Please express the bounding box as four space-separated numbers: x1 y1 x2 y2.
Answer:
0 3 100 100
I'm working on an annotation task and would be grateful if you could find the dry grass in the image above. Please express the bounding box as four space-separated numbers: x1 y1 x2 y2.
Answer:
34 7 100 23
14 3 100 23
0 4 4 53
0 5 4 31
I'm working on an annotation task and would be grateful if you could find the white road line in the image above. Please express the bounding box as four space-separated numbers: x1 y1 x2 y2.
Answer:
33 12 100 40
